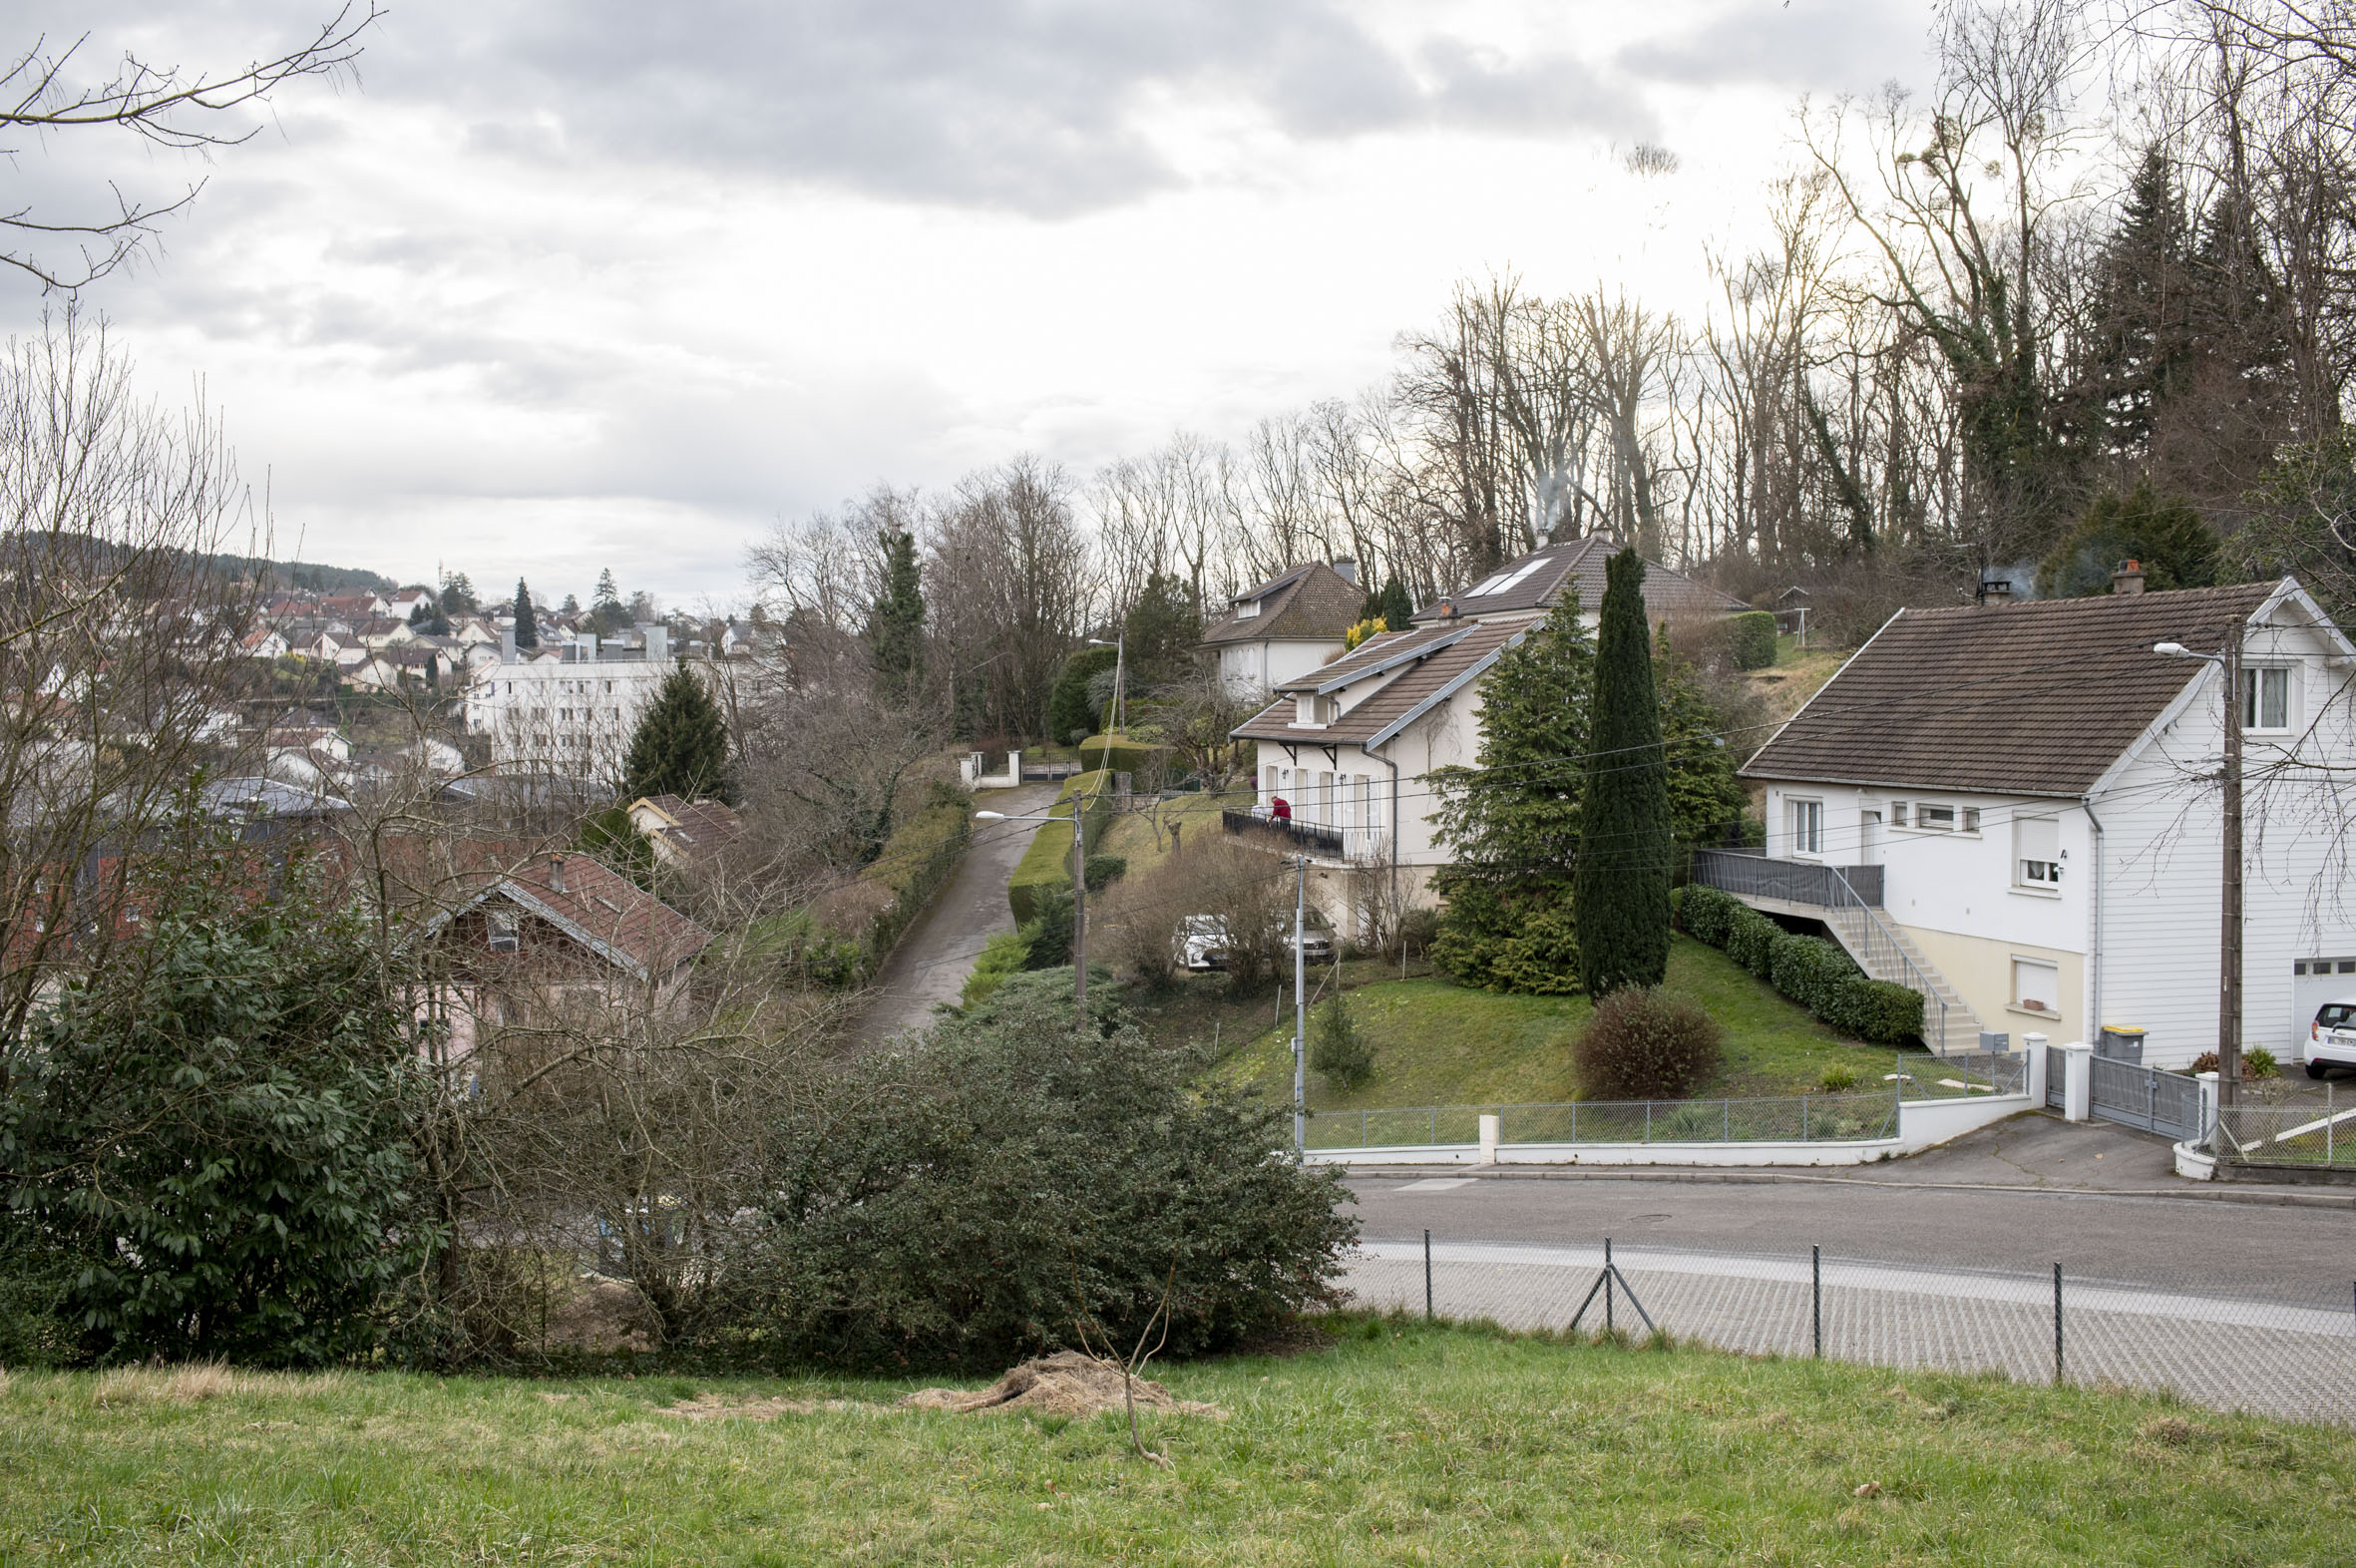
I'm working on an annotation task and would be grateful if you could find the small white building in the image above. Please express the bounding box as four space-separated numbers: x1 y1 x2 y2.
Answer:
1198 562 1367 701
464 625 675 785
1730 577 2356 1067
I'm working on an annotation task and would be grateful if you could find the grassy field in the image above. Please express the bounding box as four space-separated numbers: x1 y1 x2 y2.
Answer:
4 1321 2349 1565
1095 790 1231 877
1211 936 1925 1113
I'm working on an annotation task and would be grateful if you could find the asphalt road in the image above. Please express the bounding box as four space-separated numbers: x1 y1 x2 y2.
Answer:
1345 1113 2356 1305
849 782 1057 1048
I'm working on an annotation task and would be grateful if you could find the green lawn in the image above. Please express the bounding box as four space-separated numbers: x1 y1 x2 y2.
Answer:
1095 790 1229 876
4 1322 2348 1565
1212 936 1928 1112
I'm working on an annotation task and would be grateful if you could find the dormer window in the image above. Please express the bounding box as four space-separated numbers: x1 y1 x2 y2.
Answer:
1295 694 1337 726
1236 597 1261 619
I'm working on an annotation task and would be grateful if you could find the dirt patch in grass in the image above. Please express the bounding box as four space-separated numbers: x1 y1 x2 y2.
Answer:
900 1351 1226 1420
659 1393 831 1420
547 1276 659 1354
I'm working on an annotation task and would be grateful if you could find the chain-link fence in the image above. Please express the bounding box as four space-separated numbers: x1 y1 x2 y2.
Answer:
1345 1234 2356 1428
2213 1083 2356 1171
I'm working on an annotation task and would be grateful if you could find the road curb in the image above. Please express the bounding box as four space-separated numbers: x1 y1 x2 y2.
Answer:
1340 1164 2356 1211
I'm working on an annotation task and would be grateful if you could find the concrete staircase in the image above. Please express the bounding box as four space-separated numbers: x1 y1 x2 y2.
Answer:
1819 907 1989 1057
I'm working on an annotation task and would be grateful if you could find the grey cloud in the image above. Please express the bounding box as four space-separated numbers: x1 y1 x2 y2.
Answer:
1618 0 1924 94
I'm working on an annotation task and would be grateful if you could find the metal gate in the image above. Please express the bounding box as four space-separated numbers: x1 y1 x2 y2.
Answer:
2089 1054 2201 1139
2042 1044 2201 1139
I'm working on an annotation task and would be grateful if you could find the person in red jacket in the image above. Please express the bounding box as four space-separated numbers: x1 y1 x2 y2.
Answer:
1271 795 1291 822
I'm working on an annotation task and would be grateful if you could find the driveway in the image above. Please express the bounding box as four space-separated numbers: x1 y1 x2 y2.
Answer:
849 782 1058 1049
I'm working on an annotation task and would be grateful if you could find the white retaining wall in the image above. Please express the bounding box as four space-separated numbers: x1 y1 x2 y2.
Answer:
1303 1093 2033 1168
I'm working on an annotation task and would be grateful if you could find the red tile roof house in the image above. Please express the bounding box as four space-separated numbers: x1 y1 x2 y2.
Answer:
1226 538 1748 907
1711 575 2356 1066
414 850 714 1064
626 794 747 871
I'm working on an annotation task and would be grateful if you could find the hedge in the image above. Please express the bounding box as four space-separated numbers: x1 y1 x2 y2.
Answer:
1677 884 1924 1045
856 779 975 977
1716 610 1778 670
1007 770 1118 925
1076 733 1168 779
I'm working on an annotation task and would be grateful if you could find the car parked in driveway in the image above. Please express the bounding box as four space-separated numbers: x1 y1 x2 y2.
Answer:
2304 997 2356 1077
1178 912 1335 971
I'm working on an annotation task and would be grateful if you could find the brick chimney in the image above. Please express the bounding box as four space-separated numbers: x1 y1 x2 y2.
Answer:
2111 560 2147 595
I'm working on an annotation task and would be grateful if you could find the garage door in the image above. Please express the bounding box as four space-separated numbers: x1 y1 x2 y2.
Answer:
2292 957 2356 1050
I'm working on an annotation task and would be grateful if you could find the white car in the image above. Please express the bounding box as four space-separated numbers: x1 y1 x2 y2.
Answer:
2303 996 2356 1078
1177 914 1335 972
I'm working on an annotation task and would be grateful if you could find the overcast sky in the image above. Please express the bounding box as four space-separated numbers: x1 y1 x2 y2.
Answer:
5 0 1935 608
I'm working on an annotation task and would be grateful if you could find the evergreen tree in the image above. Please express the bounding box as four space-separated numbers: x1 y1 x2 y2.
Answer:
438 571 478 615
621 661 733 803
2036 479 2218 597
1047 645 1120 745
866 528 927 704
407 597 450 636
1121 572 1200 688
1574 550 1672 997
1426 590 1594 993
594 568 621 611
512 580 539 648
2074 146 2197 460
1655 628 1747 853
1362 576 1413 629
560 592 582 614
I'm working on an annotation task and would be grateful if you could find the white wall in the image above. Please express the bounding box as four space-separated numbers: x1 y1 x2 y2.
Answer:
466 658 668 783
1219 637 1346 700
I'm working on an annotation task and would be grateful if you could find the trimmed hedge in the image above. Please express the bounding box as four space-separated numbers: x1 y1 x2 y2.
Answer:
1007 770 1118 925
1677 884 1924 1045
1076 733 1167 779
1717 610 1778 670
1083 854 1126 892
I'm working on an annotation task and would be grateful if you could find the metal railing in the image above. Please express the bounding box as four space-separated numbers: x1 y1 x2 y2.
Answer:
1223 809 1346 858
1691 848 1882 908
1821 864 1955 1056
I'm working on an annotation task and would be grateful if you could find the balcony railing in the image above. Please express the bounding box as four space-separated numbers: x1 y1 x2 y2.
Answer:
1690 847 1882 908
1223 809 1347 859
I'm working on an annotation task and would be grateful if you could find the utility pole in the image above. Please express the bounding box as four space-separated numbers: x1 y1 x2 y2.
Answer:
1293 854 1307 1153
2221 633 2244 1108
1070 790 1089 1020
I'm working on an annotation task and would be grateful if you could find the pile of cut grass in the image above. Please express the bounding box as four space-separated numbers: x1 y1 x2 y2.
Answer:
4 1320 2349 1564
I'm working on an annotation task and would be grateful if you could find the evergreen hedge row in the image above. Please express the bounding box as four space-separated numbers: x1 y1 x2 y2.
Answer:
1716 610 1778 670
857 780 975 976
1007 770 1118 925
1675 885 1924 1045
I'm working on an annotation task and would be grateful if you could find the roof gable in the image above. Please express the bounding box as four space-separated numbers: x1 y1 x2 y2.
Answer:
1743 582 2284 796
1199 563 1365 646
1415 538 1748 624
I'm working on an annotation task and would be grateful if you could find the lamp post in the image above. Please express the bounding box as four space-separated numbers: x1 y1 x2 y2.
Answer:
977 795 1089 1019
2156 635 2244 1108
1086 633 1125 742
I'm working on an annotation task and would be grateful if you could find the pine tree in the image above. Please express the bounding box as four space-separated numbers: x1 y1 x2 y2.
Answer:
408 597 450 636
1426 590 1594 993
438 572 478 615
1121 572 1200 689
866 529 926 704
512 580 539 648
1655 628 1746 853
594 568 621 611
1574 550 1672 997
621 661 733 803
2036 479 2219 597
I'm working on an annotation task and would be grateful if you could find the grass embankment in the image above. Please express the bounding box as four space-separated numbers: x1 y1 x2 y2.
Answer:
1093 790 1229 878
4 1324 2348 1564
1213 936 1927 1113
1748 637 1848 728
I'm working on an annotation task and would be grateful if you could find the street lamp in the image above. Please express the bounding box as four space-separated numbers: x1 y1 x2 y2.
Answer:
977 797 1090 1019
2156 637 2244 1108
1086 633 1125 742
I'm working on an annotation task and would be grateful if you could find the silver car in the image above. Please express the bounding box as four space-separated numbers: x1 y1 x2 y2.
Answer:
1177 914 1335 972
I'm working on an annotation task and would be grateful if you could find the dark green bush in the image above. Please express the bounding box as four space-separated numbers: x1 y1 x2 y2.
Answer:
1678 882 1925 1045
1676 884 1742 946
1083 854 1127 892
1722 905 1780 979
1717 611 1778 670
1076 734 1166 779
1024 888 1075 970
1768 933 1855 1014
1574 986 1726 1100
740 979 1358 1370
1311 992 1374 1091
1822 976 1926 1045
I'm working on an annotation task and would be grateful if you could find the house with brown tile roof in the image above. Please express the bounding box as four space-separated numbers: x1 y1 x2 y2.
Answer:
1198 561 1368 698
1414 537 1748 629
627 793 746 869
1716 577 2356 1067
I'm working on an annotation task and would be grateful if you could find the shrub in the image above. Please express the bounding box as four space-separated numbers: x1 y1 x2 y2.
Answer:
741 982 1358 1369
1716 610 1778 670
1076 734 1166 780
2187 1048 2280 1079
1006 771 1115 925
1675 883 1742 947
1818 1064 1861 1093
1723 905 1779 979
960 925 1035 1009
1574 987 1726 1100
1024 889 1075 970
1083 853 1127 892
1311 992 1375 1091
1396 905 1440 959
1821 977 1925 1046
1768 933 1855 1014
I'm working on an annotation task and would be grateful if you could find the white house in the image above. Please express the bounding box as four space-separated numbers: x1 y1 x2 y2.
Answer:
464 625 674 784
1729 577 2356 1067
1228 538 1750 897
1199 561 1367 700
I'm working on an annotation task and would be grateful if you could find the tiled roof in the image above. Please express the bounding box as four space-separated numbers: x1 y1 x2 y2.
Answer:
492 852 713 980
1233 615 1538 747
1414 537 1748 624
632 793 745 858
1742 582 2283 797
1199 563 1365 646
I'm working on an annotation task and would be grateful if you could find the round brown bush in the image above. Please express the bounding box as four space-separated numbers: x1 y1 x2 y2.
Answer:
1574 987 1725 1101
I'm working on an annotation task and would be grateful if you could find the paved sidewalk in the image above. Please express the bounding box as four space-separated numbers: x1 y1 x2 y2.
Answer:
1345 1238 2356 1427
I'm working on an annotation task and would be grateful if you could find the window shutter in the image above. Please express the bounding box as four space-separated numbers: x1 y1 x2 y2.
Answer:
2019 816 2060 861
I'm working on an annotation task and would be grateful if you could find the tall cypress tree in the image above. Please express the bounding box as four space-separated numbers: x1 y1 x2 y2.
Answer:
1574 550 1672 997
1426 590 1593 993
512 580 539 648
866 528 926 704
621 661 733 803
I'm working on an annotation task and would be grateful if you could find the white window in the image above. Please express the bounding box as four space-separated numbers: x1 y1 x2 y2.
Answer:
2012 958 2060 1015
2244 666 2291 731
1294 694 1336 726
1961 807 1981 834
1916 803 1956 831
1787 798 1822 856
488 912 520 954
2015 815 2062 887
1890 802 1908 828
1317 771 1334 823
1237 597 1261 619
1264 765 1278 801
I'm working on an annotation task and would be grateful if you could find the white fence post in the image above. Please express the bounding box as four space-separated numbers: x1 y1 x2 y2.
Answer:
2062 1041 2094 1122
2024 1033 2049 1104
1478 1114 1499 1166
2196 1070 2220 1147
